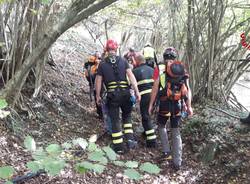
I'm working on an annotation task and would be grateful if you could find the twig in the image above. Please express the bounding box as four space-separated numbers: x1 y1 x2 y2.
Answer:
207 106 240 119
235 82 250 90
230 91 248 111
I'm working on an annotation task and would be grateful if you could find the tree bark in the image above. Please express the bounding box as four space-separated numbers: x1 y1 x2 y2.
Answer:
0 0 118 104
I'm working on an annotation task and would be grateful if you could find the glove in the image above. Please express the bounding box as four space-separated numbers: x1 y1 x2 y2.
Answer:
130 95 136 107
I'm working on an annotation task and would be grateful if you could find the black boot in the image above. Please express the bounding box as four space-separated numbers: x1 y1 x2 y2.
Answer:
146 139 157 148
240 113 250 124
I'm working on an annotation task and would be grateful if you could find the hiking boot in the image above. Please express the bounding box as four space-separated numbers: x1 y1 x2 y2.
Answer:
146 140 157 148
240 113 250 124
157 152 172 162
127 139 137 150
111 143 125 155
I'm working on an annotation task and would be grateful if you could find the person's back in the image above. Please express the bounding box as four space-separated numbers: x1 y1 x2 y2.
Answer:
142 42 156 68
133 54 157 148
95 39 141 154
148 47 193 170
133 64 154 95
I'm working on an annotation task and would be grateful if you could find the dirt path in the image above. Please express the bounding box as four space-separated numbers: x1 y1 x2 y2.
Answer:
0 47 250 183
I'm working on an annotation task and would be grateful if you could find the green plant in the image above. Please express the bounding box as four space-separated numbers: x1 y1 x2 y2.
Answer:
0 135 161 183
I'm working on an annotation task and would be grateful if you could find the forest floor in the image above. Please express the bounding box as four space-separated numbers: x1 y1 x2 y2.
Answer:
0 39 250 184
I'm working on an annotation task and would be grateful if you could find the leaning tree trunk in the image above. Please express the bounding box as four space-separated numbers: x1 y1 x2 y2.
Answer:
185 0 250 102
0 0 118 105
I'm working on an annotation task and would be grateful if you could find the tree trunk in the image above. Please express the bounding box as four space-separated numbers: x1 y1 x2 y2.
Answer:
0 0 118 105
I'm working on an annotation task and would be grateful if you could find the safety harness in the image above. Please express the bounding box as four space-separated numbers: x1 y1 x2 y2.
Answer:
106 55 129 92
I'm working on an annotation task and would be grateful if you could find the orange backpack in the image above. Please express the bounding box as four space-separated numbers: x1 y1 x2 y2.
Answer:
159 61 188 101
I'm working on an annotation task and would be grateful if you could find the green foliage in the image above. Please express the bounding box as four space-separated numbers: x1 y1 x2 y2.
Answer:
0 136 162 182
113 160 125 166
75 163 88 174
27 161 41 173
0 166 14 179
182 117 203 135
0 98 10 119
76 161 105 174
24 136 36 152
88 150 108 165
32 147 47 160
0 99 8 109
42 158 66 176
103 146 117 161
139 162 161 174
45 144 62 156
87 142 98 152
124 169 142 180
125 161 139 168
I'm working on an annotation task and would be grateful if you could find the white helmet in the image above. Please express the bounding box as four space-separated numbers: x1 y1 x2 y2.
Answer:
145 42 152 47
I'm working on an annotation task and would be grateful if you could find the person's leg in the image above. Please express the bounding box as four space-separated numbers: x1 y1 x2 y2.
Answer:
120 90 136 149
107 93 124 153
140 94 157 147
170 114 182 169
94 90 103 118
158 115 171 155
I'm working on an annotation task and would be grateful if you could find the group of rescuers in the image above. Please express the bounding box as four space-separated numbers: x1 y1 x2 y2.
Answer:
84 39 193 170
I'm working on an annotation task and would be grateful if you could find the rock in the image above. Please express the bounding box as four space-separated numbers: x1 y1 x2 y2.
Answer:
201 140 218 164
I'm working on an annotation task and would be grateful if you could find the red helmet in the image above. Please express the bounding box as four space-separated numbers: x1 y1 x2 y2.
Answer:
106 39 118 51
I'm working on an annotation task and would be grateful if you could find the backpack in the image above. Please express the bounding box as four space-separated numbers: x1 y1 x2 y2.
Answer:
159 61 188 101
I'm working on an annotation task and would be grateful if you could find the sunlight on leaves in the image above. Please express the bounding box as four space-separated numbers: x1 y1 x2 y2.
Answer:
139 162 161 174
73 138 88 150
0 166 14 179
24 136 36 152
103 146 117 161
124 169 142 180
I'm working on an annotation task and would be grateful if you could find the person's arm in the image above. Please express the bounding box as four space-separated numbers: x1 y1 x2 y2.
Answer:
148 78 159 115
185 79 193 116
95 75 102 105
126 68 141 102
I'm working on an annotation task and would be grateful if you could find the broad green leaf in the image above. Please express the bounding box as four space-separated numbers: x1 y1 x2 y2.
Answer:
24 136 36 152
125 161 138 168
139 162 161 174
27 161 41 172
87 142 97 152
75 163 88 174
0 166 14 179
76 161 105 173
88 134 98 143
78 161 94 170
0 99 8 109
32 147 47 160
124 169 142 180
88 150 107 164
42 158 65 176
92 164 105 174
62 142 72 149
113 161 125 167
73 138 88 150
103 146 117 160
45 144 62 156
